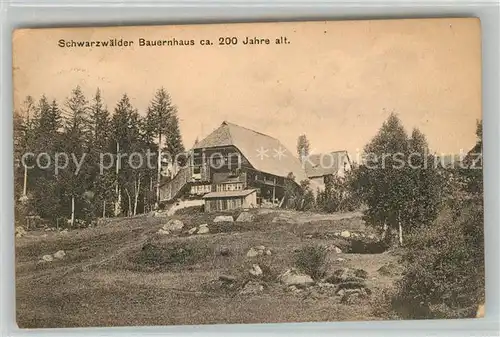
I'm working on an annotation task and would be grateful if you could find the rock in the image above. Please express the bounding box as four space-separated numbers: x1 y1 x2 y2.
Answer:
337 289 345 297
305 234 313 239
197 225 209 234
53 250 66 259
334 232 340 236
154 211 168 217
265 249 272 256
287 285 302 293
255 245 266 251
246 247 259 257
340 230 351 238
41 254 53 262
336 258 346 262
187 227 197 235
213 215 234 223
249 264 263 276
157 229 170 235
317 282 336 289
368 234 376 240
351 233 358 238
236 212 254 222
162 219 184 231
60 229 69 234
327 245 342 253
219 275 237 283
279 268 314 287
240 281 264 295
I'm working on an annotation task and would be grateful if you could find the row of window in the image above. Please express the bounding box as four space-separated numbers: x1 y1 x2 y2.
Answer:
190 182 245 194
216 182 244 192
207 198 243 211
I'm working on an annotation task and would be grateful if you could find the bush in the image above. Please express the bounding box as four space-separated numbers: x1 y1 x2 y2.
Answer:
370 287 400 320
394 200 484 319
294 245 327 280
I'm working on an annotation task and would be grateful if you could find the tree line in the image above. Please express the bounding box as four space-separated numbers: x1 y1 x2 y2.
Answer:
293 114 482 246
14 86 185 228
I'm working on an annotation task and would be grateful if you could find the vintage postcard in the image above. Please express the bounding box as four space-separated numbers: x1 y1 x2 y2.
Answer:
13 18 483 328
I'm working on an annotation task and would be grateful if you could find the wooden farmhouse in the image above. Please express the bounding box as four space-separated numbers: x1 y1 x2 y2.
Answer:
159 121 308 211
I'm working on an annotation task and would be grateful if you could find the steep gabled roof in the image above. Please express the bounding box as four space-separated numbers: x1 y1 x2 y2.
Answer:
304 150 350 178
193 121 308 183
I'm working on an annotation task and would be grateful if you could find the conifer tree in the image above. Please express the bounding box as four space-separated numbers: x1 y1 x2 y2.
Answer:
61 86 90 226
146 88 183 207
165 110 185 164
141 109 159 212
26 97 64 221
111 94 144 216
88 88 113 218
297 134 310 162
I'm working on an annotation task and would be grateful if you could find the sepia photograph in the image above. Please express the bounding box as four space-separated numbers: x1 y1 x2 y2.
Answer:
12 18 483 328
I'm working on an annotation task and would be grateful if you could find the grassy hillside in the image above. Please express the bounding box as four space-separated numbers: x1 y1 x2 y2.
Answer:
15 209 401 328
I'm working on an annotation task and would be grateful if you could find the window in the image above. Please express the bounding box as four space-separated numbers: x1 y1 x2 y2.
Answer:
210 153 226 168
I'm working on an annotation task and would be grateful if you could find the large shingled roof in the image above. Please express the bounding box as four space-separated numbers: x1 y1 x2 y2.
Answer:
193 121 308 183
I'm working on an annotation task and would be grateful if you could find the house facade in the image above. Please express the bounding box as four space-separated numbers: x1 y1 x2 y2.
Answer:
159 121 307 211
303 151 352 192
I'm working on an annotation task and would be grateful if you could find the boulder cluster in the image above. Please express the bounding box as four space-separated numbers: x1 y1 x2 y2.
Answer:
40 250 66 263
156 219 211 236
246 245 272 257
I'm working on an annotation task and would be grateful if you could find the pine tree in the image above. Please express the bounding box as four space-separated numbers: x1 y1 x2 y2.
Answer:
146 88 182 207
111 94 144 216
27 97 64 222
297 134 310 162
141 109 159 212
165 110 185 164
88 88 113 218
61 86 90 226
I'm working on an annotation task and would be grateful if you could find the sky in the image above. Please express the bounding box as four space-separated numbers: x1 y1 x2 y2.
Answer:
13 18 482 159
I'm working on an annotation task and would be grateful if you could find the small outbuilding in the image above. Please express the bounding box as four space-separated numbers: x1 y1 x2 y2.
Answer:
202 189 257 212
